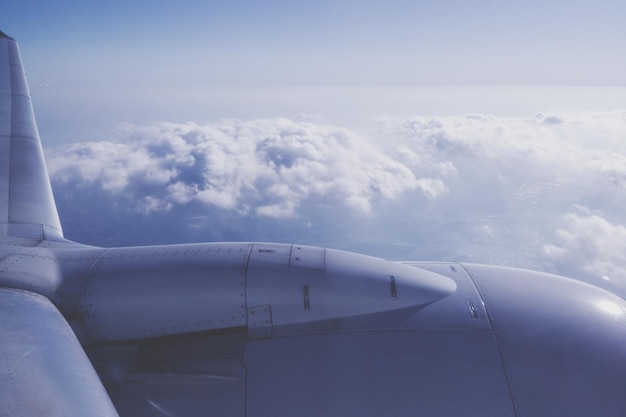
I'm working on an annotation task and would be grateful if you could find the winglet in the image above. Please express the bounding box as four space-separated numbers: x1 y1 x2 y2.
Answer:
0 33 64 240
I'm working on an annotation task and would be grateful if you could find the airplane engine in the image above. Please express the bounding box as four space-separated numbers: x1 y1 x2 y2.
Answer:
462 264 626 417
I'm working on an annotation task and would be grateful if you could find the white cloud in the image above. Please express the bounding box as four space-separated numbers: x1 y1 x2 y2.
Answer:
47 111 626 292
544 209 626 291
48 118 443 217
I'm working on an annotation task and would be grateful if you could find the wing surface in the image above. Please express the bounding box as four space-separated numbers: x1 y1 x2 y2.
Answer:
0 288 118 417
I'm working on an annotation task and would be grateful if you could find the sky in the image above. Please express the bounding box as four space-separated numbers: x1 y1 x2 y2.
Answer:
3 1 626 295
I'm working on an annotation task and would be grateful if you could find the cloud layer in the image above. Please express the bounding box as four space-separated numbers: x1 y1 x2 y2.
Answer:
47 111 626 294
48 119 445 218
544 207 626 293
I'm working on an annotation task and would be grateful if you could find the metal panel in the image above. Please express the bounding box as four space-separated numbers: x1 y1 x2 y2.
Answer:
0 245 108 342
465 264 626 416
247 304 273 338
0 134 10 226
402 262 492 330
84 243 252 342
0 34 63 238
11 94 39 138
0 251 62 294
289 245 325 270
247 245 457 336
0 38 9 99
89 329 246 417
0 288 118 417
0 107 10 136
0 38 12 224
250 242 291 264
7 41 30 97
8 132 59 229
245 329 515 417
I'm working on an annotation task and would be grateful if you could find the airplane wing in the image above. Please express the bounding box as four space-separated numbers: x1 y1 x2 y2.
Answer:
0 288 118 416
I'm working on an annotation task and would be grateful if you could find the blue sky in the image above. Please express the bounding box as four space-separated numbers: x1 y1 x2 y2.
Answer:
7 1 626 88
3 1 625 144
3 1 626 294
7 0 625 85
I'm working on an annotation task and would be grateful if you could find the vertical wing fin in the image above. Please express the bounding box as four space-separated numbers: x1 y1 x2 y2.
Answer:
0 31 63 240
